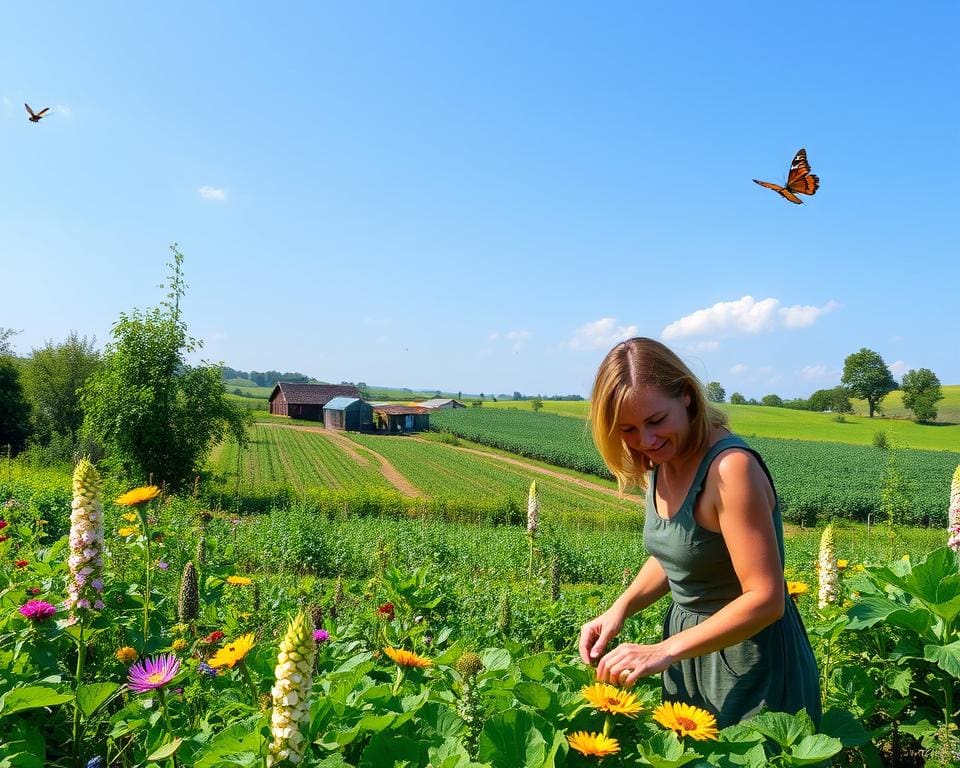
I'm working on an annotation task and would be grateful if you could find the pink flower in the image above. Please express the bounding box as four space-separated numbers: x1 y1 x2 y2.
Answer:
19 600 57 622
313 629 330 643
27 587 41 595
0 520 7 529
127 653 181 694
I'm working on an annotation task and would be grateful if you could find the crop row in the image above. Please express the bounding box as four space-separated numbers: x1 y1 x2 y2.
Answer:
430 409 960 525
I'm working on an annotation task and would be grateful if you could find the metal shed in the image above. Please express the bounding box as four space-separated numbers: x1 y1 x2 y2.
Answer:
323 397 374 431
372 405 430 433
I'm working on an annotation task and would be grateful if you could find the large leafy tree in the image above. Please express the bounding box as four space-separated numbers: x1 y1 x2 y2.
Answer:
841 348 896 418
900 367 943 423
705 381 726 403
0 357 31 455
807 386 853 414
21 332 101 443
82 246 249 489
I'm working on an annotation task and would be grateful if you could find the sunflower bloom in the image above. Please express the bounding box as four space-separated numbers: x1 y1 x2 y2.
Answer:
117 526 138 537
268 612 317 766
116 646 138 664
652 701 719 741
384 646 432 668
581 683 644 718
226 575 253 586
787 581 809 601
567 731 620 757
208 632 256 669
114 485 161 507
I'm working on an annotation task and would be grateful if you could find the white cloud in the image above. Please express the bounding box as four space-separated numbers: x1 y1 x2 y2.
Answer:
198 185 226 201
489 329 532 352
661 296 839 340
779 300 840 329
730 363 748 375
889 360 909 378
568 318 639 351
53 104 73 117
800 364 831 380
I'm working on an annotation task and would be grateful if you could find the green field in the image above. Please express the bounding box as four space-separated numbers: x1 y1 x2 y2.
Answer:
483 393 960 451
851 383 960 423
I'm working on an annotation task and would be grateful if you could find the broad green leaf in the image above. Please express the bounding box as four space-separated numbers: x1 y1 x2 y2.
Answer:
358 731 422 768
518 653 552 681
884 668 912 697
76 682 121 718
787 733 843 765
192 722 265 768
0 687 73 718
637 730 702 767
819 707 871 747
514 682 553 712
478 709 550 768
0 719 45 768
845 595 933 638
898 720 938 739
871 548 960 621
147 737 183 762
745 710 812 748
924 639 960 678
479 647 512 673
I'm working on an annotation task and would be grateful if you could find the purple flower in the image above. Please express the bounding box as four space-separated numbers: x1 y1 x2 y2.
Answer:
127 653 181 693
19 600 57 622
157 561 169 571
198 660 219 677
313 629 330 643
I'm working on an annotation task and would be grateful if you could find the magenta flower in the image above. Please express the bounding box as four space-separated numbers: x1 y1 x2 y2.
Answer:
127 654 181 694
313 629 330 643
19 600 57 622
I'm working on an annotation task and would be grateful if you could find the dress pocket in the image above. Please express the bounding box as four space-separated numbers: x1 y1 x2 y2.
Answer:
717 625 773 678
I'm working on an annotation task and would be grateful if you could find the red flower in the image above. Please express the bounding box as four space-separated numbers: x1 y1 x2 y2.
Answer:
376 602 395 620
15 560 28 568
0 535 8 543
0 520 7 529
201 630 225 645
28 587 41 595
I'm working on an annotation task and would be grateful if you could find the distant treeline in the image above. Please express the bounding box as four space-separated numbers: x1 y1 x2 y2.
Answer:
221 367 313 388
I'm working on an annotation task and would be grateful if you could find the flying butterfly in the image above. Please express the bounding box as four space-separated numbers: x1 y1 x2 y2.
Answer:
753 148 819 204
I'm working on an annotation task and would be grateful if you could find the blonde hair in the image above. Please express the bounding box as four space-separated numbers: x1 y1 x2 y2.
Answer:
590 337 729 493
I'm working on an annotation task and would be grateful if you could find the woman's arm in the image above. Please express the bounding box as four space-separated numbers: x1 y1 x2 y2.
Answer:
578 555 670 664
596 450 784 685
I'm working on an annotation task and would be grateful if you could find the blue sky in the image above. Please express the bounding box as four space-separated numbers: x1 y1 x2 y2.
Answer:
3 3 957 398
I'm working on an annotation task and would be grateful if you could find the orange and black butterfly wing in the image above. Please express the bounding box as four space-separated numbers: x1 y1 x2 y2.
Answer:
753 178 803 204
35 107 50 118
785 148 819 197
24 103 36 118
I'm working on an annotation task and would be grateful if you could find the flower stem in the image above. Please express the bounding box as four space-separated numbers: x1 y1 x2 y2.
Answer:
138 505 152 649
72 617 87 763
392 665 404 696
240 662 259 707
602 713 612 738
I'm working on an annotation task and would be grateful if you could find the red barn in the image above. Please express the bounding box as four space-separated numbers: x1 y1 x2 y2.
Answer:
268 382 361 421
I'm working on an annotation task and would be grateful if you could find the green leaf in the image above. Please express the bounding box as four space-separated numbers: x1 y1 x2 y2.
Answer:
147 737 183 761
871 548 960 621
514 682 553 712
884 668 913 697
819 707 871 747
358 731 423 767
787 733 843 765
479 647 512 673
76 682 121 718
0 687 73 718
192 723 264 768
846 595 932 637
745 710 812 748
518 653 552 681
478 709 551 768
0 719 45 768
637 730 702 767
924 639 960 678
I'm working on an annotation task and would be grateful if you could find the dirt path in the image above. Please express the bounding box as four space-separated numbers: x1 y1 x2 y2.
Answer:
259 422 422 497
410 437 642 504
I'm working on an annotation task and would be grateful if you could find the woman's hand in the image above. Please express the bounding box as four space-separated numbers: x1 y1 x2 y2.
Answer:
578 605 627 665
595 642 675 687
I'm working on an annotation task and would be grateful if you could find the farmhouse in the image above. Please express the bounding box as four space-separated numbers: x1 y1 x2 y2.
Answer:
268 382 361 421
417 398 466 409
373 405 430 433
323 397 374 431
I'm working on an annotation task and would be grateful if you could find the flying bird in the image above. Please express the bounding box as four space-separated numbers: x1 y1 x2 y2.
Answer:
25 103 50 123
753 148 819 204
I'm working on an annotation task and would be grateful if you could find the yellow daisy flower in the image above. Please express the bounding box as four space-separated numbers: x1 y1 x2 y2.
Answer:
115 486 161 507
581 682 644 718
208 632 256 669
787 581 809 600
225 575 253 586
652 701 719 741
567 731 620 757
121 512 138 522
117 527 138 537
837 559 849 570
383 646 433 668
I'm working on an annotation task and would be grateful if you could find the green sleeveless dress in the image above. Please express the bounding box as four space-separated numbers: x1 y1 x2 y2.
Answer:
642 435 821 728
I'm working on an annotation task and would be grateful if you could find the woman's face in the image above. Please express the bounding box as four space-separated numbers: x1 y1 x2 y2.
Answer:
617 385 692 465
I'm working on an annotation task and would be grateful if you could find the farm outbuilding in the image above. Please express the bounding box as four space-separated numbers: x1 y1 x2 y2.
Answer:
323 397 374 431
268 382 361 421
373 405 430 433
417 398 466 410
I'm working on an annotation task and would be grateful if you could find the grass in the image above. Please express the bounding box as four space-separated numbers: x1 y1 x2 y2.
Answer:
850 383 960 423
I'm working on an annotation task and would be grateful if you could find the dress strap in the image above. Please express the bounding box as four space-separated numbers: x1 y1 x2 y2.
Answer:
682 435 749 509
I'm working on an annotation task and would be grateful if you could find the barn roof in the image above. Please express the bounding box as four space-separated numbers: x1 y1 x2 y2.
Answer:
373 405 429 415
269 382 361 405
418 398 463 408
324 396 363 411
